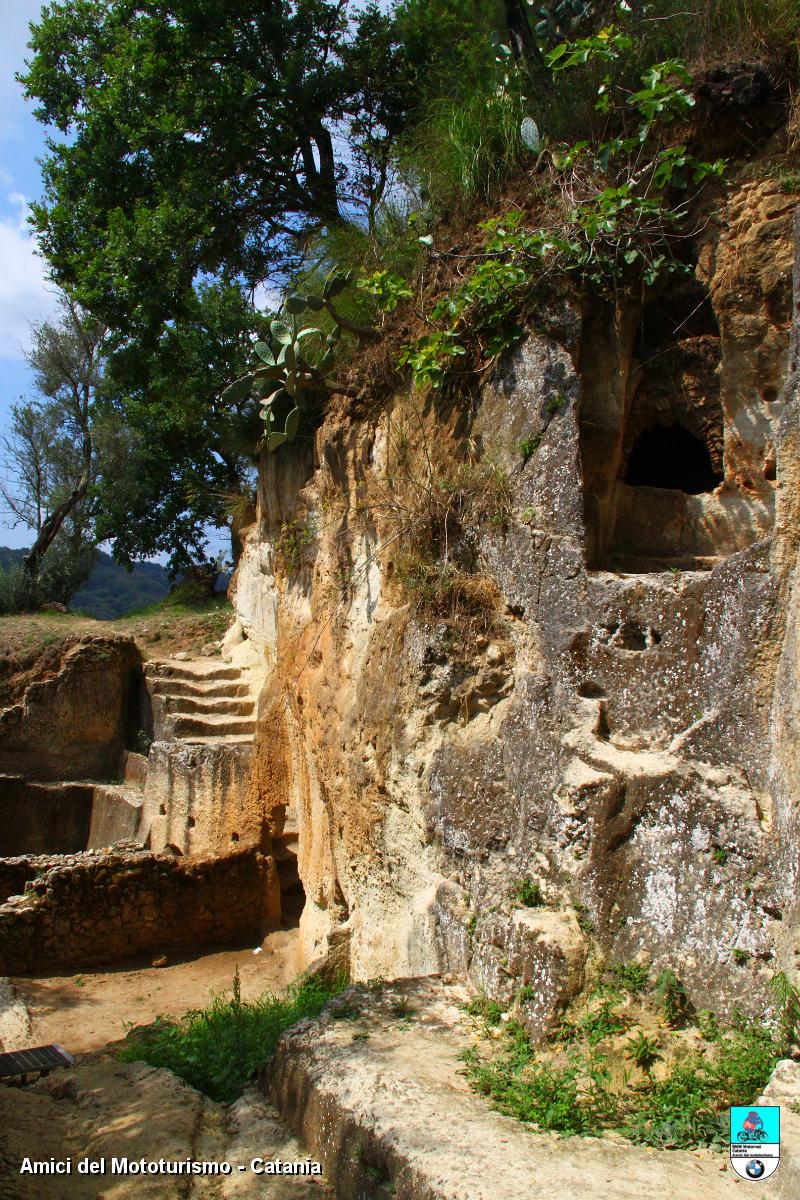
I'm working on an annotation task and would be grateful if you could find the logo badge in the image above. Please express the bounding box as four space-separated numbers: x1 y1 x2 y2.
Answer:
730 1106 780 1181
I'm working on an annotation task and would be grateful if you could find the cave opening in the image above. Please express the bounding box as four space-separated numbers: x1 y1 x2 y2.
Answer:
635 276 720 354
624 423 723 495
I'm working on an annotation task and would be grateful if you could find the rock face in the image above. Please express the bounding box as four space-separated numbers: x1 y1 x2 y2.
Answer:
0 637 142 782
231 177 799 1021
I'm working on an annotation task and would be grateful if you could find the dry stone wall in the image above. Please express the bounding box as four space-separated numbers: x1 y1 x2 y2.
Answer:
0 845 280 974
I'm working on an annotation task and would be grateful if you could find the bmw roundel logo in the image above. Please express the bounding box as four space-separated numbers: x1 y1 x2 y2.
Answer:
746 1160 766 1180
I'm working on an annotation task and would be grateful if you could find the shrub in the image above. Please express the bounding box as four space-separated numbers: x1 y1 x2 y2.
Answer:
610 960 650 995
119 968 346 1103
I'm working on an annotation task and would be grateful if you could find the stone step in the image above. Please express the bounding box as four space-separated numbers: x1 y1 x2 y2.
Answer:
178 733 255 747
163 694 255 717
147 676 252 700
144 659 242 682
171 712 257 739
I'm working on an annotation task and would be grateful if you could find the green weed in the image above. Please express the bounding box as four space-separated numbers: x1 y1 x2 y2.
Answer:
654 969 689 1027
625 1031 662 1073
464 994 506 1027
119 968 346 1103
610 961 649 996
512 878 545 908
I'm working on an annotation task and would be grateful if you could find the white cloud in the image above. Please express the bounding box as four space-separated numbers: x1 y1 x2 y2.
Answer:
0 192 58 360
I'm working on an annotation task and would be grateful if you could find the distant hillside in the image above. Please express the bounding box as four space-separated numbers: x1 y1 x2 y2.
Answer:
0 547 170 619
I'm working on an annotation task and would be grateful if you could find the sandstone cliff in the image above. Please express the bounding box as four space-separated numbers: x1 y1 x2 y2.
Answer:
231 167 799 1028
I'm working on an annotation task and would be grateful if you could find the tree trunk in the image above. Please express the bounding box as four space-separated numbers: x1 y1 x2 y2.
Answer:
24 435 92 577
504 0 543 67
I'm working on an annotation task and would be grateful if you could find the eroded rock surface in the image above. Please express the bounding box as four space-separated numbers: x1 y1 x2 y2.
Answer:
0 1060 332 1199
271 977 759 1200
230 176 800 1026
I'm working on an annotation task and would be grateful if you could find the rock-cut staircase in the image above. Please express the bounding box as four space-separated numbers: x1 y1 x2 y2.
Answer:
144 658 257 745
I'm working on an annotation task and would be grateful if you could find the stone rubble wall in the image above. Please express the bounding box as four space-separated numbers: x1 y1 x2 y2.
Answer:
0 845 281 974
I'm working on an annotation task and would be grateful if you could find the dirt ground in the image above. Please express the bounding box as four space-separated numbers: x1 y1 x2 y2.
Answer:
0 596 233 674
10 926 302 1057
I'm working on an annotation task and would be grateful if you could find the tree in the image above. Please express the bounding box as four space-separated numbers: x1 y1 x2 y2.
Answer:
1 297 109 581
93 282 271 572
20 1 381 334
20 1 508 336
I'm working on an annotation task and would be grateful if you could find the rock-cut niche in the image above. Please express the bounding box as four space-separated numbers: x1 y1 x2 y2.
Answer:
580 275 768 573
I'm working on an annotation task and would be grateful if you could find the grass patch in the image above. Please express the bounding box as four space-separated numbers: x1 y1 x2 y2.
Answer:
119 968 346 1103
402 84 527 214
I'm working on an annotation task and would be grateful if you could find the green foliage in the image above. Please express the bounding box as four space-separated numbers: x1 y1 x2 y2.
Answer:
96 282 268 572
625 1031 662 1073
464 994 506 1027
769 972 800 1041
467 1049 596 1134
398 330 467 389
621 1060 727 1148
119 968 346 1103
0 542 96 615
519 434 543 459
465 970 796 1149
712 846 728 865
401 84 528 213
277 521 315 573
225 276 377 452
70 552 169 619
512 877 545 907
654 969 689 1027
357 270 413 312
697 1009 721 1040
569 998 629 1046
610 960 650 996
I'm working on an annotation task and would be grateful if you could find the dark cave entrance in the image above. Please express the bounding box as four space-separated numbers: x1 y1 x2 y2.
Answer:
273 812 306 926
579 274 736 573
624 423 723 495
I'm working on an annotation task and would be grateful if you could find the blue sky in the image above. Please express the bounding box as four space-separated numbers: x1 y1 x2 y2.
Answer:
0 1 60 548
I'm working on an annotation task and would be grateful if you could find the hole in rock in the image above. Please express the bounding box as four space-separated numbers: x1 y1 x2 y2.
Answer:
624 423 722 495
578 680 606 699
577 275 774 573
159 804 167 816
762 386 779 404
230 831 240 843
188 816 196 828
165 843 183 857
613 622 661 651
635 276 719 353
